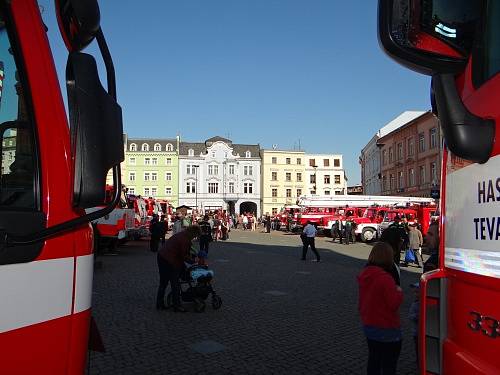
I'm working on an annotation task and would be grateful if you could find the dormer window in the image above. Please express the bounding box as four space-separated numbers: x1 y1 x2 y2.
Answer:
245 150 251 158
166 143 173 151
142 143 149 151
154 143 161 151
188 149 194 156
129 143 137 151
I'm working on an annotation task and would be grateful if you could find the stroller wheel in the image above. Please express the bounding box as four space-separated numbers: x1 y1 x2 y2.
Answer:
212 295 222 310
166 292 173 307
194 299 206 313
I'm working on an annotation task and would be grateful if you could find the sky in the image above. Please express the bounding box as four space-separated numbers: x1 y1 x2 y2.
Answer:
41 0 431 185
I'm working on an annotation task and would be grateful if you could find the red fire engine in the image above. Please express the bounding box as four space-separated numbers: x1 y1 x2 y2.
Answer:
379 0 500 373
126 194 149 239
0 1 124 373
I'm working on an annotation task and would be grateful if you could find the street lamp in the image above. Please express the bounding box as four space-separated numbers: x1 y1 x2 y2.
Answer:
193 165 200 212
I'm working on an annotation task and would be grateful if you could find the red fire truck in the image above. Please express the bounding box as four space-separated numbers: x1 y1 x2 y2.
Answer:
379 0 500 373
126 194 149 239
0 1 124 373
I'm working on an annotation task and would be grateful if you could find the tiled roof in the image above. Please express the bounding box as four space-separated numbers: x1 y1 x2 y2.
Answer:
127 138 176 152
179 136 260 157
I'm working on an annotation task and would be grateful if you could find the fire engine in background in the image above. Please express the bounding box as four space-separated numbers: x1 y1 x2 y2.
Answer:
126 194 149 240
379 0 500 373
377 204 438 238
275 204 301 230
0 0 124 373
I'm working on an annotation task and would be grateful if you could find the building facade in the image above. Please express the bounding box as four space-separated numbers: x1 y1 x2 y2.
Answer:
360 111 426 195
123 137 179 206
178 137 261 216
304 154 346 196
260 149 306 216
378 111 441 197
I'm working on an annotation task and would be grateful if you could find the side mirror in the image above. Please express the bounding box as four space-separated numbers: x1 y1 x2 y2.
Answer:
378 0 482 75
56 0 100 52
66 52 124 208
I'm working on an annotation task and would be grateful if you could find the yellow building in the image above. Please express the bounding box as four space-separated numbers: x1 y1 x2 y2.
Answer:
260 149 306 216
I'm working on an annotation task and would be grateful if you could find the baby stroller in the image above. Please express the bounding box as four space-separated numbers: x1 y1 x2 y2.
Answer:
166 264 222 313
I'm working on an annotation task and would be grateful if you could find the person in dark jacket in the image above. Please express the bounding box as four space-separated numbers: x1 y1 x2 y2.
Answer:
149 214 165 252
379 227 406 286
358 242 404 375
156 225 201 311
198 215 212 266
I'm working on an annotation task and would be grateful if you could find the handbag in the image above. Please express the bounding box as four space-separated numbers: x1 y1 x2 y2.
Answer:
404 249 416 264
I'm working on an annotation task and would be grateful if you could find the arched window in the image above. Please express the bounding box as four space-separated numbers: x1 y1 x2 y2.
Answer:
166 143 173 151
129 143 137 152
188 149 194 156
245 150 251 158
154 143 161 151
142 143 149 151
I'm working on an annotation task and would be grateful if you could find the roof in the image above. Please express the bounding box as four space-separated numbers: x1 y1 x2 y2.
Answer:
179 136 260 157
127 138 177 151
378 111 427 138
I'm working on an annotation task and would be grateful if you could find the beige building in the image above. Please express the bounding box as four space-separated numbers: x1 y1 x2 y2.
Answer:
304 154 347 195
260 149 306 216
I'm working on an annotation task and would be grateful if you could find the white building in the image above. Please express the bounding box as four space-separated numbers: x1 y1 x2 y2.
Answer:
304 154 347 196
360 111 426 195
178 136 261 216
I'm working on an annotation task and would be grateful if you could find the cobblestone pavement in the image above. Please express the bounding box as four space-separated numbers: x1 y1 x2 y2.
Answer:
88 229 424 375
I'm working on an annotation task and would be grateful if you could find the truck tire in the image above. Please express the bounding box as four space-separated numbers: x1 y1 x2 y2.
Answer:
362 228 376 243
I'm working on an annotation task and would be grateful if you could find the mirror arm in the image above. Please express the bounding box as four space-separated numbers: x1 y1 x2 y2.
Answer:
432 74 495 164
2 164 122 246
95 27 116 100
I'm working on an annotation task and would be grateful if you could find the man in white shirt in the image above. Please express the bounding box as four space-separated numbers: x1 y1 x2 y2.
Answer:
301 221 320 262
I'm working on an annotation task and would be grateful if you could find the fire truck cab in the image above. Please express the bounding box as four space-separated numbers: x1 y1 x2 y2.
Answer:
379 0 500 373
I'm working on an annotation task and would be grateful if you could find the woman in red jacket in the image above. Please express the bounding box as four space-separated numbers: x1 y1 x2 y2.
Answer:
358 242 404 375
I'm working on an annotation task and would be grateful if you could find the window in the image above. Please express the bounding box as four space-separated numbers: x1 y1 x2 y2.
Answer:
335 191 342 195
245 151 251 158
334 175 341 184
474 2 500 87
398 171 404 188
296 189 302 197
151 172 157 181
286 158 291 164
310 190 316 195
286 189 292 198
397 143 403 160
297 158 302 165
296 173 302 182
419 165 426 185
188 149 194 156
229 164 235 174
430 128 438 149
129 143 137 151
208 182 219 194
129 172 135 181
419 133 425 152
166 158 172 165
272 157 277 164
323 159 330 167
408 138 414 156
211 152 216 158
142 143 149 151
144 172 150 181
229 182 235 194
128 187 135 195
165 187 172 195
154 143 161 151
186 181 196 193
324 175 330 184
144 157 151 165
390 174 395 190
309 159 316 167
382 150 387 165
272 188 278 197
389 147 394 162
285 172 291 182
152 157 158 165
310 174 316 184
431 162 437 184
186 164 196 174
129 157 136 165
244 166 253 176
166 143 173 152
324 190 331 195
165 172 172 181
272 208 278 216
151 187 157 197
382 175 387 190
208 165 219 175
333 159 340 167
244 183 253 194
408 168 415 187
272 172 277 181
144 187 150 196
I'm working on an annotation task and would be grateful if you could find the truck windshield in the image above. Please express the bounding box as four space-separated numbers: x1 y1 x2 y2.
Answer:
0 16 37 210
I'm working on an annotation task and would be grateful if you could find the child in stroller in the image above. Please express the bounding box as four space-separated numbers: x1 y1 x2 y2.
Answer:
166 263 222 312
